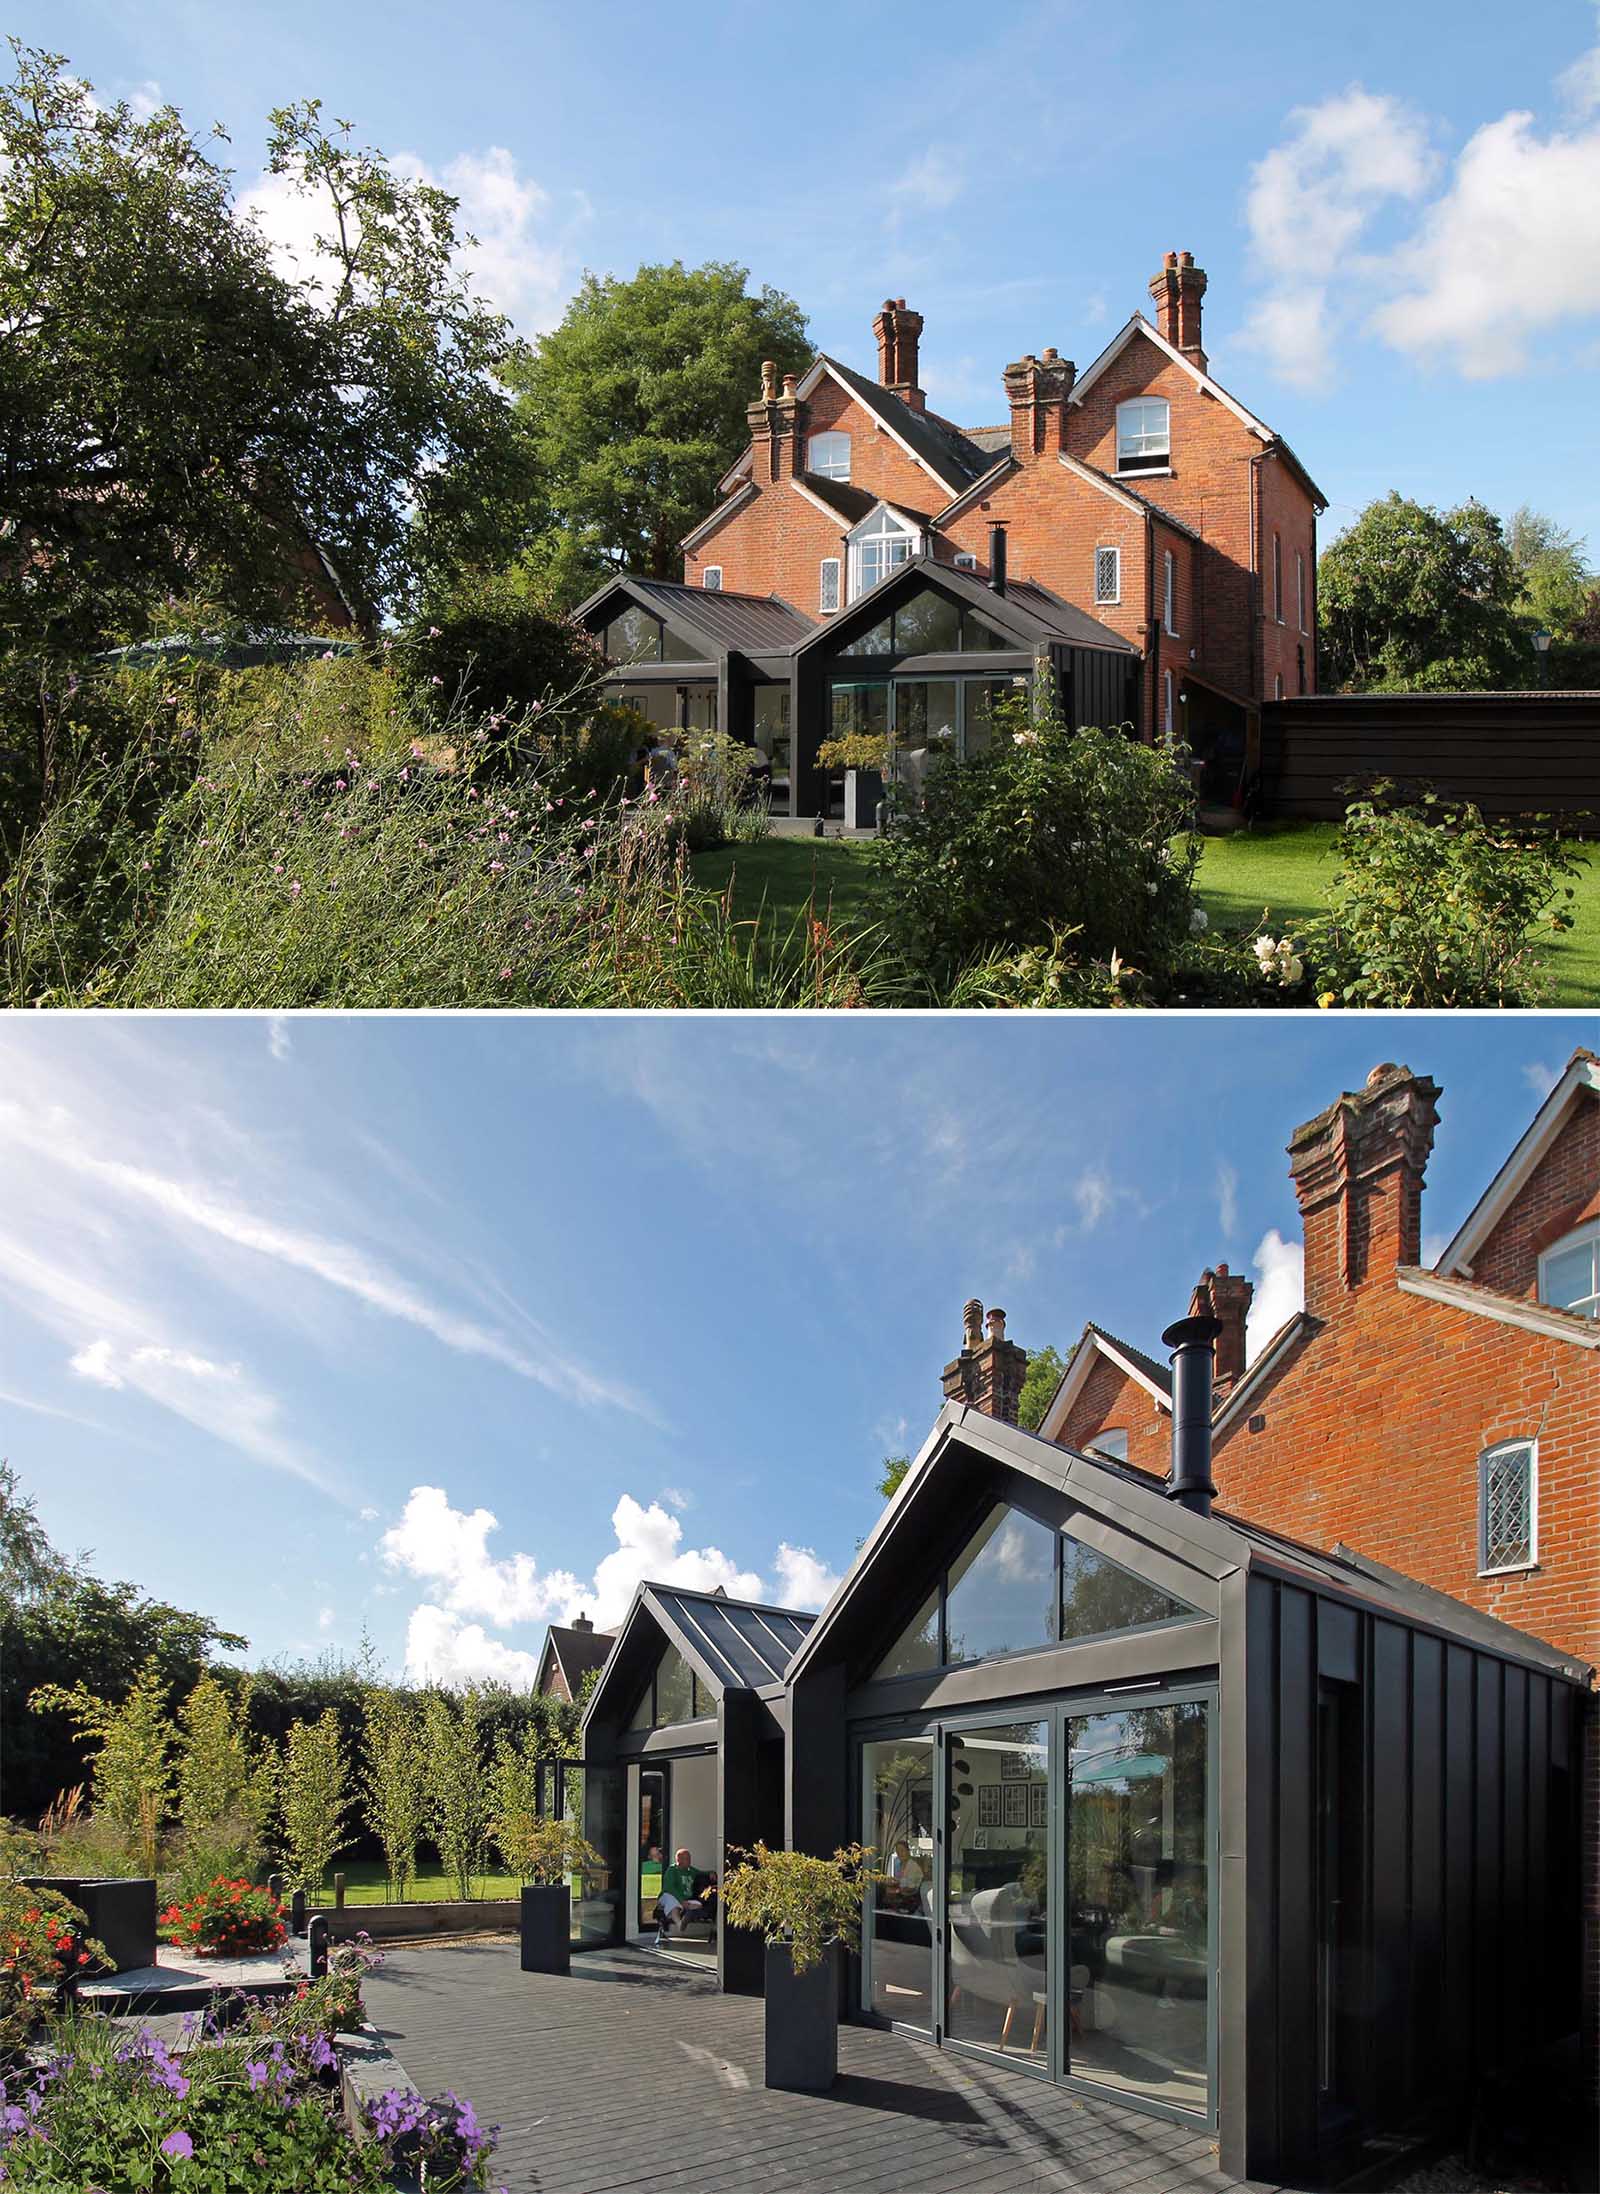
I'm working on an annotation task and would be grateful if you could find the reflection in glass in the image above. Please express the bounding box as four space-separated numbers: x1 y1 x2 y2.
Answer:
753 687 791 774
840 617 893 658
662 623 703 664
637 1767 666 1930
962 613 1012 654
1067 1700 1209 2113
894 590 961 655
873 1588 939 1679
571 1765 625 1946
831 682 890 740
946 1721 1049 2059
944 1504 1056 1664
652 1645 695 1726
864 1739 935 2027
605 607 660 664
1059 1534 1200 1643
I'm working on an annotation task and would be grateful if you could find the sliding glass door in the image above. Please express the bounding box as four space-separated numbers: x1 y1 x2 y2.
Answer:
858 1685 1214 2123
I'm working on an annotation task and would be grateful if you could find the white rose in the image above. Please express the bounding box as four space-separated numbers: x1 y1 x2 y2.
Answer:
1189 905 1209 935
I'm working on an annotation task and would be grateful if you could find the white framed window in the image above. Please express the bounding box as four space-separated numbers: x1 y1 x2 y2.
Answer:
819 558 841 614
1116 396 1170 473
1163 667 1175 734
1094 546 1121 605
1273 531 1284 623
1089 1428 1129 1462
808 432 851 481
847 507 918 600
1274 673 1284 700
1296 549 1307 634
953 551 978 571
1163 549 1177 636
701 566 723 592
1478 1439 1536 1574
1538 1220 1600 1318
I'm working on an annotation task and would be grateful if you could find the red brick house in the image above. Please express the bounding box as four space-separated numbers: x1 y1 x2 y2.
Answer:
575 251 1324 817
533 1612 614 1703
1036 1051 1600 2064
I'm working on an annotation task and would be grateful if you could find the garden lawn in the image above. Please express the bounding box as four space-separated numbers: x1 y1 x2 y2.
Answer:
1194 825 1600 1007
309 1859 521 1906
693 836 888 946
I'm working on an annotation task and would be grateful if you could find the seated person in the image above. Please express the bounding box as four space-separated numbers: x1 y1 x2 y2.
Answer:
886 1839 926 1911
653 1846 712 1944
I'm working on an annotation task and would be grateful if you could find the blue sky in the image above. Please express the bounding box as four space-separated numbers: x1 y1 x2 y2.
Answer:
23 0 1600 561
1 1013 1590 1684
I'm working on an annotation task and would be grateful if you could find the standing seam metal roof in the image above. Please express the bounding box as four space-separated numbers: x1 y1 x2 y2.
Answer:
645 1586 816 1691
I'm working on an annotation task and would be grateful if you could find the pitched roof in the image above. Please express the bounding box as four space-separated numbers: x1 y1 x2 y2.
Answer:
787 1404 1593 1688
962 425 1013 453
788 554 1133 661
803 355 996 492
539 1622 615 1693
581 1583 819 1737
576 574 814 655
1435 1049 1600 1278
794 474 936 529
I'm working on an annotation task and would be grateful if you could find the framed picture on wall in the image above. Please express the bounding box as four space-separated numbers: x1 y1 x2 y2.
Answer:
1000 1751 1028 1782
977 1784 1002 1827
1029 1783 1047 1829
1002 1784 1028 1828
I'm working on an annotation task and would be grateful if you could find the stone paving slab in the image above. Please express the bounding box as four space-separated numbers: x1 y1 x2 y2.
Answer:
79 1937 309 2014
362 1943 1291 2194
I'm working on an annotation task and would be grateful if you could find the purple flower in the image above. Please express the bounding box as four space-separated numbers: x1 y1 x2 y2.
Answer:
160 2130 193 2161
245 2061 270 2090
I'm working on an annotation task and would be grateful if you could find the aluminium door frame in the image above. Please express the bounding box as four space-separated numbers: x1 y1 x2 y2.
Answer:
853 1670 1220 2131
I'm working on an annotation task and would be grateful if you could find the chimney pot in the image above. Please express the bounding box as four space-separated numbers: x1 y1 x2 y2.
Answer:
573 1611 593 1632
760 358 778 400
781 372 798 398
943 1294 1026 1423
963 1297 984 1348
987 1307 1007 1341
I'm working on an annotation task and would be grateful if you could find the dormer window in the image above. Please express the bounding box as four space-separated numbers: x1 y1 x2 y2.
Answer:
808 432 851 481
848 507 919 600
1116 397 1170 474
1538 1220 1600 1318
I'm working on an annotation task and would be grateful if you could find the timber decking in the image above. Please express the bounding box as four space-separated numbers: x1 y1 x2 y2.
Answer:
362 1943 1285 2194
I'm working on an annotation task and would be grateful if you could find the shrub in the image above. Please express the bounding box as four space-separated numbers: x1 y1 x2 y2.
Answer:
173 1675 277 1897
362 1689 427 1904
425 1690 491 1903
29 1664 175 1877
158 1878 287 1957
361 2086 500 2188
510 1817 604 1888
1303 787 1579 1008
719 1842 879 1973
281 1712 353 1898
404 568 604 746
0 1886 108 2051
252 1935 384 2043
878 693 1201 983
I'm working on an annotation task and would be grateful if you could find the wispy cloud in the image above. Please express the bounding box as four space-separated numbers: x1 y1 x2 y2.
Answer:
1215 1160 1239 1238
1523 1059 1562 1100
267 1017 293 1063
887 150 964 227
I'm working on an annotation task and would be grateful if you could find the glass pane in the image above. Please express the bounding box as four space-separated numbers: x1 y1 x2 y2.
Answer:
891 682 956 804
864 1739 935 2028
637 1766 667 1930
753 686 791 771
944 1504 1056 1664
612 683 677 730
963 679 1021 759
684 686 718 731
662 623 703 664
830 682 890 742
894 590 960 655
572 1765 625 1946
653 1645 695 1726
626 1678 652 1732
1541 1240 1594 1312
1483 1446 1533 1569
873 1588 939 1679
1059 1533 1199 1644
962 614 1012 654
946 1721 1049 2060
1067 1701 1209 2113
841 617 893 658
605 607 660 665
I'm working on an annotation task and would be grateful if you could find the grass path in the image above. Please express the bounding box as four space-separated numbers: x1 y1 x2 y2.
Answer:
307 1858 522 1907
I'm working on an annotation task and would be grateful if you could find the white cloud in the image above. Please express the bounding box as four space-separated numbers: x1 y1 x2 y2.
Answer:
317 1605 335 1631
1246 1228 1304 1361
888 151 963 220
1244 17 1600 386
236 142 571 336
771 1544 841 1611
1215 1160 1239 1238
1241 86 1435 390
1523 1059 1562 1099
1420 1232 1449 1270
1072 1165 1116 1232
358 1505 380 1523
402 1605 543 1687
1004 1243 1036 1285
126 80 164 123
267 1017 292 1063
658 1485 692 1512
70 1338 123 1389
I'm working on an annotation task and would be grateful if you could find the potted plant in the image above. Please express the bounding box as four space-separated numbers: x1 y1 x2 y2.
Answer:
720 1841 878 2092
514 1818 603 1978
815 734 888 832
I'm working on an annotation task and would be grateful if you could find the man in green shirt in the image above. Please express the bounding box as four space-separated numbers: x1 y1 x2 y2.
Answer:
654 1847 713 1946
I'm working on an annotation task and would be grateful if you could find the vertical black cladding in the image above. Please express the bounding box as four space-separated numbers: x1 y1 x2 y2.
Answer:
1161 1314 1221 1515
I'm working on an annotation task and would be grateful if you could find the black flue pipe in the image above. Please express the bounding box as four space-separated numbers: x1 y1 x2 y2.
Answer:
987 522 1007 596
1161 1313 1221 1515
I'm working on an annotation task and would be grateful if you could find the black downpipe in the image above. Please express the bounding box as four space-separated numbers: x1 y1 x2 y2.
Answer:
988 522 1007 596
1161 1313 1220 1515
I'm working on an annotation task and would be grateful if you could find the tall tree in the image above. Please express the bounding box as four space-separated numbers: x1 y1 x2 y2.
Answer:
0 44 518 664
1506 506 1595 641
502 261 811 603
1317 494 1527 692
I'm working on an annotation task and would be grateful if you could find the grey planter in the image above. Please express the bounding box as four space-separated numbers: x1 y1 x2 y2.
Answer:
21 1878 156 1973
762 1941 839 2091
842 768 884 831
519 1884 570 1976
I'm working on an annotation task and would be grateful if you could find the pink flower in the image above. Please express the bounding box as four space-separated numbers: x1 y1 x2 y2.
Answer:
289 881 302 897
428 626 442 638
431 674 444 686
489 860 504 873
334 778 347 791
499 967 512 980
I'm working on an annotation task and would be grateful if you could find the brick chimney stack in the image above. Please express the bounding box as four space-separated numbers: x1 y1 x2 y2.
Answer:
1002 349 1075 461
746 359 804 482
1288 1063 1442 1322
1149 250 1208 370
1189 1264 1253 1390
942 1297 1028 1424
873 297 926 413
572 1612 593 1633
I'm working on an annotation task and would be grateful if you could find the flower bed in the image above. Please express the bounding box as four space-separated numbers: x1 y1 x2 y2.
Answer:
159 1877 286 1957
0 1883 109 2051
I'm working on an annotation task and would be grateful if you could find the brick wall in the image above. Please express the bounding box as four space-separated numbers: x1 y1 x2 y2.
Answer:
1055 1354 1171 1474
1471 1099 1600 1300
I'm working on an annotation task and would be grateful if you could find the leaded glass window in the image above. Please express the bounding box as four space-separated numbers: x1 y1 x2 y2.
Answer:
1479 1441 1535 1572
